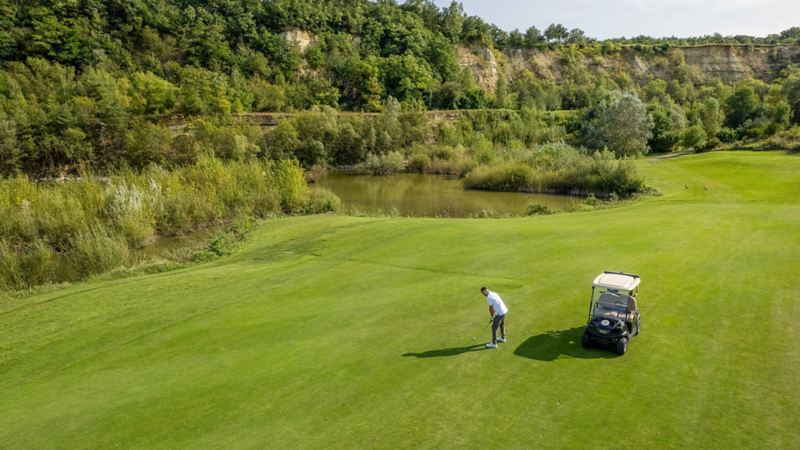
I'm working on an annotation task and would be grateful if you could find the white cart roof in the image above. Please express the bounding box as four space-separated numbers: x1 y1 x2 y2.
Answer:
593 272 640 291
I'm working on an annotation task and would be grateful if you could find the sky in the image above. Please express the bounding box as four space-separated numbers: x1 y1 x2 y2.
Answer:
432 0 800 39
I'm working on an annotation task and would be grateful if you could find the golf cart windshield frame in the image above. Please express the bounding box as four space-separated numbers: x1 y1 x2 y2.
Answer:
591 290 630 319
588 286 635 319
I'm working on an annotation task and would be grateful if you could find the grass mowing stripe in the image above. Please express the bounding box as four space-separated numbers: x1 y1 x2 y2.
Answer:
0 150 799 448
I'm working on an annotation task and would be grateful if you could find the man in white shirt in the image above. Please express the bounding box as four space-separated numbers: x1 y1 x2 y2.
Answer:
481 287 508 349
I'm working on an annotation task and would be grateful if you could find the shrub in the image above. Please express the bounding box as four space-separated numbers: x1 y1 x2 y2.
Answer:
525 204 554 216
464 163 538 192
0 240 23 290
0 156 316 291
766 126 800 151
408 152 431 172
67 226 131 279
463 145 644 197
105 182 157 247
273 159 310 213
355 151 407 175
21 239 58 286
305 187 342 214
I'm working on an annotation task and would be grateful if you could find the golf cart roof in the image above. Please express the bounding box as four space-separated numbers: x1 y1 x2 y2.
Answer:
593 272 640 291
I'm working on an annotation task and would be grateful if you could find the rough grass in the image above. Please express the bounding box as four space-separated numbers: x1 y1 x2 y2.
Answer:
1 151 799 448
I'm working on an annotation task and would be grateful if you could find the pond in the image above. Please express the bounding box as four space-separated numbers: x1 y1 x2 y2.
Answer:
317 172 575 217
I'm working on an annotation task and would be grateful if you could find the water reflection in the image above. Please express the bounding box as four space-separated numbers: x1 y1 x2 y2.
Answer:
317 172 574 217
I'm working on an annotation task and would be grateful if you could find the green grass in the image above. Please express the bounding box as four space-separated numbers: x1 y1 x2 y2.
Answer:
1 151 799 448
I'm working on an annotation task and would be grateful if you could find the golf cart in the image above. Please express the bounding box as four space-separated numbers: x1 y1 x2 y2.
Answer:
581 271 641 355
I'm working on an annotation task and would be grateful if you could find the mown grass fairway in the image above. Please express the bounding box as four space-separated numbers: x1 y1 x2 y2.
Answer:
1 151 799 448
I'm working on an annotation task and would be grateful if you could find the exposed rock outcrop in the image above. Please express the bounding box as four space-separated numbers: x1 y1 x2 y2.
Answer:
681 45 800 81
278 28 800 94
463 44 800 90
280 27 317 52
455 45 499 93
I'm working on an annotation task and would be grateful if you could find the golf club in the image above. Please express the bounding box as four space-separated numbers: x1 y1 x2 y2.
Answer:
471 318 493 340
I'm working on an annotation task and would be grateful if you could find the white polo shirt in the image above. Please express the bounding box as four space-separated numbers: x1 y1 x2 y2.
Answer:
486 291 508 316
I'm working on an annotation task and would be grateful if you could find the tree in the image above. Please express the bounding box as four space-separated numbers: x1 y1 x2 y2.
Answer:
697 97 723 138
507 29 525 48
601 92 654 156
544 24 569 44
647 101 685 152
130 72 177 115
0 119 20 174
260 120 300 160
680 124 707 150
567 28 587 45
332 56 382 111
524 27 542 48
379 54 434 103
440 1 465 43
725 83 760 129
781 71 800 124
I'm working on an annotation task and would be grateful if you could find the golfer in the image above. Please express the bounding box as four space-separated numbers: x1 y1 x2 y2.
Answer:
481 286 508 348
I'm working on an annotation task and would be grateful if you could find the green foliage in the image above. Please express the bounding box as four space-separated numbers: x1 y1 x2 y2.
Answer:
525 204 554 216
578 92 654 156
680 124 708 151
602 93 654 156
0 157 332 290
463 144 644 197
67 226 132 279
648 101 686 152
355 152 408 175
305 187 342 214
725 83 760 129
0 2 796 177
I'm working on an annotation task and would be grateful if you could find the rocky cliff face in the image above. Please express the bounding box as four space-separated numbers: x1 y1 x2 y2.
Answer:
681 45 800 81
281 27 317 52
280 28 800 92
455 45 499 93
455 44 800 91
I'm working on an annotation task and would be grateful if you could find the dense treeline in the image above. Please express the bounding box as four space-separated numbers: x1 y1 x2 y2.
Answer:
1 1 799 177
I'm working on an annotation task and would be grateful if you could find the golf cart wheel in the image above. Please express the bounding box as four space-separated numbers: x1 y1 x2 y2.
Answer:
580 330 592 348
615 337 628 355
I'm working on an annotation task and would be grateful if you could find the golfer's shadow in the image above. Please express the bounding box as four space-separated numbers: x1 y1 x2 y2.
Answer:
402 344 486 358
513 326 618 361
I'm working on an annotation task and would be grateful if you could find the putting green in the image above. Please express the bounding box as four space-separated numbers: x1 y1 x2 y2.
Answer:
1 151 799 448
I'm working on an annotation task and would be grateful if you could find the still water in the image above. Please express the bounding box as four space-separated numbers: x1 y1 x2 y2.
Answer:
317 172 574 217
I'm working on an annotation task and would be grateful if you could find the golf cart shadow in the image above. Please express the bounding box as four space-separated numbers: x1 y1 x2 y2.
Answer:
402 344 487 358
513 327 620 361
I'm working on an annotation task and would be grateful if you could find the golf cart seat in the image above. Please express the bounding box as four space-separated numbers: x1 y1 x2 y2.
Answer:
598 292 637 322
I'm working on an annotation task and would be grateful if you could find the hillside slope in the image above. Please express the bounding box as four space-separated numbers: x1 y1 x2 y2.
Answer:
450 43 800 92
1 151 799 448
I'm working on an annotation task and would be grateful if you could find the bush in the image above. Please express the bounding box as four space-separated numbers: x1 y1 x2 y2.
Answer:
21 239 58 286
464 163 538 192
408 152 431 172
305 187 342 214
67 226 131 279
525 204 554 216
766 126 800 151
105 182 157 247
463 145 644 197
0 240 23 290
0 156 318 291
355 151 407 175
